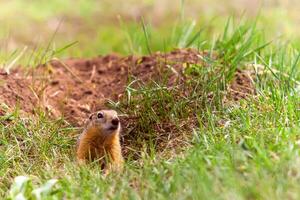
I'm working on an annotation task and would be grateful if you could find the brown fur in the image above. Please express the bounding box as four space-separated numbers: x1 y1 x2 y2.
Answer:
76 110 123 172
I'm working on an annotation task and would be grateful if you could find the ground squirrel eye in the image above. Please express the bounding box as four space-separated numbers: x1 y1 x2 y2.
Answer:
97 112 104 119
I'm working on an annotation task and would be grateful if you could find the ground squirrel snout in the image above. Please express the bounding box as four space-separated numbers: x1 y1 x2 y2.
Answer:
76 110 124 172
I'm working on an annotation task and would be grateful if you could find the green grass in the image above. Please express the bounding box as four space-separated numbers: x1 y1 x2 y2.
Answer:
1 1 300 199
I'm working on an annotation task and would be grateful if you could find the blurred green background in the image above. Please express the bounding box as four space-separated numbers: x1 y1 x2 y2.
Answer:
0 0 299 62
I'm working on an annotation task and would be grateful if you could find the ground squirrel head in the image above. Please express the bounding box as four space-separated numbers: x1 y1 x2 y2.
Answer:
86 110 120 136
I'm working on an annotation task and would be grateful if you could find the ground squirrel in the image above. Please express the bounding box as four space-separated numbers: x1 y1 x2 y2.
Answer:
76 110 123 172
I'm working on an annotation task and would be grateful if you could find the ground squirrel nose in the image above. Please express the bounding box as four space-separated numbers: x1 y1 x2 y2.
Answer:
111 118 119 126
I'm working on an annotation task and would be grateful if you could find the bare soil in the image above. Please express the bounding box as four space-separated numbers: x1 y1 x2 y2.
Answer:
0 48 255 122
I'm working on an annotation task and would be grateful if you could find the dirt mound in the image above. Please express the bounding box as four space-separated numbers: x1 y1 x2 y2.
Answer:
0 49 256 157
0 48 254 125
